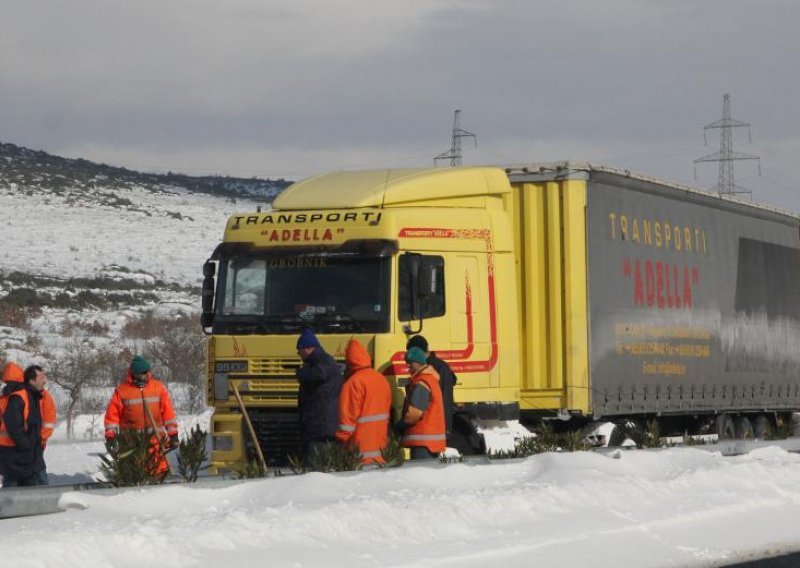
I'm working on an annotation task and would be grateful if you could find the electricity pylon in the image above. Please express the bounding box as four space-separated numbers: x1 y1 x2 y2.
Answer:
694 93 760 198
434 109 477 167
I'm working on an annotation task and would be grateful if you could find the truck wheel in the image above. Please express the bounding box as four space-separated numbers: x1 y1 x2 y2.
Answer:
449 414 486 456
716 414 735 440
734 416 754 439
752 415 773 439
607 424 626 447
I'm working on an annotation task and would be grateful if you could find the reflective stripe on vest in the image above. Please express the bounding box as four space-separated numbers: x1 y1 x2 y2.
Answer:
121 397 160 406
403 433 447 442
338 423 356 432
361 450 382 459
357 413 388 424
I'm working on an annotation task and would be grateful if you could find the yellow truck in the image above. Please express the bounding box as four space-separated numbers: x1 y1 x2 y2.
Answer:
203 163 800 470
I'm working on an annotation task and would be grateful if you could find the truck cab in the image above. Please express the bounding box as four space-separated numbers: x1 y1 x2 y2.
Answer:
203 167 522 471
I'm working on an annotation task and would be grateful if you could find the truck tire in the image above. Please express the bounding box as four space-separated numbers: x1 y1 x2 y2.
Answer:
716 414 735 440
752 415 773 439
449 413 486 456
734 416 754 440
607 424 626 447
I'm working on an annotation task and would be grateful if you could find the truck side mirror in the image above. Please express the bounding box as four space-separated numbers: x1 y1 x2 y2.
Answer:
402 253 422 319
418 258 439 299
201 260 216 332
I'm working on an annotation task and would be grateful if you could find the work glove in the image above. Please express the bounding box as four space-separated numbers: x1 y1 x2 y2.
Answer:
105 437 118 454
169 435 180 450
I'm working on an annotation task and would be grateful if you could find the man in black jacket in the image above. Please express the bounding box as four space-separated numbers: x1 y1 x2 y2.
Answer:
0 365 48 487
406 335 456 441
295 328 343 466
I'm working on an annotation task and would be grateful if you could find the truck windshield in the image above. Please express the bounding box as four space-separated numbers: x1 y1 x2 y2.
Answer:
214 255 391 334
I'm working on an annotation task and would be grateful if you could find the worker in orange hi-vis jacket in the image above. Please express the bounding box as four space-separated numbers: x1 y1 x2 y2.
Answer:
394 347 446 460
104 356 179 477
335 338 391 465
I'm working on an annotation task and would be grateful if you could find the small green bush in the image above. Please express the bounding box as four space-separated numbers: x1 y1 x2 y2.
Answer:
99 430 168 487
176 425 209 483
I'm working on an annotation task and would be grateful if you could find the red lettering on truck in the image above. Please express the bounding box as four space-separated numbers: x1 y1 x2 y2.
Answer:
625 257 698 309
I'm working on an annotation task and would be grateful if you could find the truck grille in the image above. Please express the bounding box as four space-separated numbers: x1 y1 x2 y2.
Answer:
246 409 301 467
244 379 299 401
251 358 302 376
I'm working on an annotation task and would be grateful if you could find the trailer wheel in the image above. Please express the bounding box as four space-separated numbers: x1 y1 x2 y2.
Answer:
716 414 735 440
734 416 754 440
752 415 773 439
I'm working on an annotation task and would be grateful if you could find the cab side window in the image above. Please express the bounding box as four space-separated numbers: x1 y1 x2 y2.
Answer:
398 254 445 320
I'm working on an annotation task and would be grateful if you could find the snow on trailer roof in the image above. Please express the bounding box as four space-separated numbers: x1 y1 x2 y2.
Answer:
503 160 800 224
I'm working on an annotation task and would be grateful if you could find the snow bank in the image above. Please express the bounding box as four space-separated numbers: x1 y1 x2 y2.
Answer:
5 444 800 567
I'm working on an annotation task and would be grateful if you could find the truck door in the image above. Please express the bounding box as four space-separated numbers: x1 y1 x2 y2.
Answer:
449 254 493 390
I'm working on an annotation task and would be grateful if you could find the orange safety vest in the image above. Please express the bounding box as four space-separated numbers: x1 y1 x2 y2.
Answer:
0 389 34 447
335 339 392 464
41 390 57 446
0 363 28 447
401 365 446 454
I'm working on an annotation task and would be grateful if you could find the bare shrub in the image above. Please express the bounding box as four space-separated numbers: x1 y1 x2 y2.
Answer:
45 341 118 439
143 313 205 413
121 310 161 340
23 334 43 351
83 320 111 337
0 304 34 330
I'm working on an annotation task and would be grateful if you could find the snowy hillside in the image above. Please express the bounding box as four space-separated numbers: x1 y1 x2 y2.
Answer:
0 156 283 287
0 142 290 202
0 143 288 415
0 181 257 286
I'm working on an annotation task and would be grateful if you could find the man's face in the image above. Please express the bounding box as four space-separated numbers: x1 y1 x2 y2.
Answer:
298 346 315 361
29 370 47 392
132 372 149 386
407 361 423 374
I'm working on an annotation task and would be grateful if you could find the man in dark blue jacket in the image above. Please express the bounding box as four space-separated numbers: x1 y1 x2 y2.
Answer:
0 365 47 487
295 328 342 466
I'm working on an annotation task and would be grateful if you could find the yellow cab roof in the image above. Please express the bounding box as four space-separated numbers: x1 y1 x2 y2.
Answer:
272 167 511 210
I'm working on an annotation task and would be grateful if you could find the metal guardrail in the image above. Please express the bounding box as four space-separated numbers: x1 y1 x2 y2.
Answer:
0 476 249 519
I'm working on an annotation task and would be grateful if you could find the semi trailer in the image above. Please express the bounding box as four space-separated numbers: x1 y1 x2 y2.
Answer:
202 163 800 470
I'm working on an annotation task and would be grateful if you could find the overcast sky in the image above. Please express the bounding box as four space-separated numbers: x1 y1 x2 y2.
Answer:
2 0 799 210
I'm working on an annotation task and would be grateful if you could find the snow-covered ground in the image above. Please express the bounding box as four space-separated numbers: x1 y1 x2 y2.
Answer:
0 184 262 286
4 438 800 567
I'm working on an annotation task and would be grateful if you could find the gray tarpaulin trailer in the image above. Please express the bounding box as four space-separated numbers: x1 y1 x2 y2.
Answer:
508 164 800 438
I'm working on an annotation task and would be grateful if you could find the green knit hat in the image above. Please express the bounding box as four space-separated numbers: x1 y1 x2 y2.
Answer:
404 347 427 365
130 355 151 375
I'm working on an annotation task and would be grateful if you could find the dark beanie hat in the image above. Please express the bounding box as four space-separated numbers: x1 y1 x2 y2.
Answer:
405 347 428 365
130 355 151 375
297 328 321 350
406 335 429 352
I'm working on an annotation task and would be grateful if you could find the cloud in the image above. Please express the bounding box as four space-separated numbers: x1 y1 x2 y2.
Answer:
2 0 799 209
